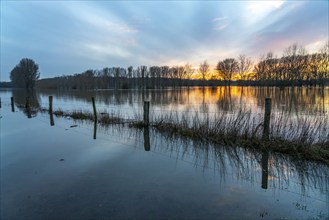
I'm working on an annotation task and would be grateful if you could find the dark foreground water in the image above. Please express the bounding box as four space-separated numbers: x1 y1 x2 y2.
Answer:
1 88 329 219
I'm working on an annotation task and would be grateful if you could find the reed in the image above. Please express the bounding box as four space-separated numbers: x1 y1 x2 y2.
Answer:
147 109 329 164
41 106 329 164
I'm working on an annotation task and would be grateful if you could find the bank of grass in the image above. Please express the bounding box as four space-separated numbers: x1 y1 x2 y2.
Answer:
42 107 329 164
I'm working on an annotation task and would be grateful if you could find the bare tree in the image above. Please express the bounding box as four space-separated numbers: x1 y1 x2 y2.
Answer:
216 58 238 83
282 43 308 81
237 54 253 80
10 58 40 88
319 41 329 80
198 60 209 81
127 66 133 78
184 63 194 80
149 66 161 88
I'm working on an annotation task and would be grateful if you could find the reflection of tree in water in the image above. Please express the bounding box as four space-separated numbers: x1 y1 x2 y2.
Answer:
12 89 41 117
39 88 193 107
75 116 329 201
217 86 233 112
255 87 328 114
37 86 328 114
150 132 329 197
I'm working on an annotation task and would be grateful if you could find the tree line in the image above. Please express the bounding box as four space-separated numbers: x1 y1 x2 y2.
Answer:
6 42 329 89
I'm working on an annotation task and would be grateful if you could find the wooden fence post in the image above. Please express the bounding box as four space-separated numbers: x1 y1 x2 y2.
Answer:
262 98 272 140
92 97 97 140
11 97 15 112
49 96 54 126
49 96 53 113
144 101 150 126
92 97 97 121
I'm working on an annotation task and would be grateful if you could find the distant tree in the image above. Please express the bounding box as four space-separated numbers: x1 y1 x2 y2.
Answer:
216 58 238 84
184 63 194 80
254 52 277 81
319 41 329 80
237 55 253 80
10 58 40 88
161 66 170 78
127 66 133 78
149 66 161 88
282 43 307 81
10 66 25 88
198 60 209 81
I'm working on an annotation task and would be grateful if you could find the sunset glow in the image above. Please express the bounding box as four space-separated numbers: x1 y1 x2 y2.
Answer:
1 1 328 80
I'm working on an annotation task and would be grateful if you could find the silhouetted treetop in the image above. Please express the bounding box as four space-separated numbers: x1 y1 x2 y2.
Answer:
10 58 40 88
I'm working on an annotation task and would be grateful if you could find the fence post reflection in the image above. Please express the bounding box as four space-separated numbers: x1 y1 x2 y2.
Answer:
93 120 97 140
261 151 269 189
50 112 55 126
144 101 150 126
144 127 150 151
11 97 15 112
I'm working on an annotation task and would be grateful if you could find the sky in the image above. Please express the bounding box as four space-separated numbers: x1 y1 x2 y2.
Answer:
1 0 328 81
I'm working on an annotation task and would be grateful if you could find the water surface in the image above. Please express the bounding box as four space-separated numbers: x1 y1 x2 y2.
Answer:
1 87 328 219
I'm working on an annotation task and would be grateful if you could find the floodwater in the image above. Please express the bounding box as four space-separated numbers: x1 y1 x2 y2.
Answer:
1 87 328 219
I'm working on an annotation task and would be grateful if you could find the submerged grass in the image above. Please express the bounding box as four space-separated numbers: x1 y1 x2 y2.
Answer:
42 106 329 164
149 110 329 164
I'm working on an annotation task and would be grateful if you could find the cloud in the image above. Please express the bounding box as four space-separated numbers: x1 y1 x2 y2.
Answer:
0 1 327 81
212 17 229 30
244 1 328 58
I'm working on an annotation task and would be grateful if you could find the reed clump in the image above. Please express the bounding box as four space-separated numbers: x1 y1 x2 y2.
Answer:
71 110 93 120
99 113 125 125
146 110 329 164
48 108 128 125
43 106 329 164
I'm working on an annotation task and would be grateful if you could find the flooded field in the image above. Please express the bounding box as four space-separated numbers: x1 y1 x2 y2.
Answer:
1 87 329 219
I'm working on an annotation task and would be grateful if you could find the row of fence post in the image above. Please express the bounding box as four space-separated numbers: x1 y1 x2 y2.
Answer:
4 95 271 188
6 96 272 139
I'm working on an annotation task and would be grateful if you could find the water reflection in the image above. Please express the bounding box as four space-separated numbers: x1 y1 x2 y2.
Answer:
144 127 150 151
49 112 55 126
93 120 97 140
12 89 41 118
261 151 269 189
6 87 328 145
1 102 328 219
35 86 328 114
93 120 328 201
153 133 329 199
